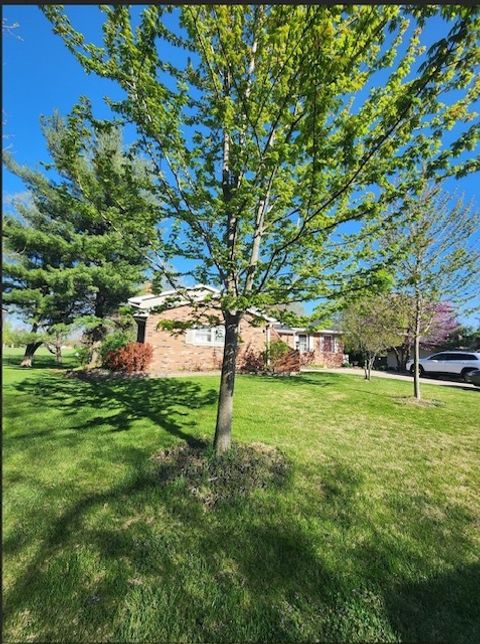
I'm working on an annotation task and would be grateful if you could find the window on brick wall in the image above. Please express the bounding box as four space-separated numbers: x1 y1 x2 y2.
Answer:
295 334 309 353
190 326 225 347
323 335 333 352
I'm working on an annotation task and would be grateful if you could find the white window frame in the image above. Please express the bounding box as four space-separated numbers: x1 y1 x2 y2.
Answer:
191 325 225 347
296 333 309 353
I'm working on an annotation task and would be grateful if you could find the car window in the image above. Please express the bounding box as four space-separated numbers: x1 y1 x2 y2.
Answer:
429 353 446 360
444 353 478 360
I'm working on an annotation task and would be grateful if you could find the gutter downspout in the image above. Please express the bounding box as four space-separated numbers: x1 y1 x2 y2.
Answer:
266 324 271 367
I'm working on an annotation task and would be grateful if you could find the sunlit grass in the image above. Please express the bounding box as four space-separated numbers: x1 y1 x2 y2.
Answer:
3 349 480 642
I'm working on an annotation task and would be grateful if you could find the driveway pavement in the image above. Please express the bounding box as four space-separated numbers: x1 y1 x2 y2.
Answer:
302 367 479 391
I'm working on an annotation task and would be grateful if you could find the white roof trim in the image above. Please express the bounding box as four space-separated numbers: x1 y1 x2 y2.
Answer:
128 285 219 310
128 285 277 323
247 308 278 323
275 327 342 335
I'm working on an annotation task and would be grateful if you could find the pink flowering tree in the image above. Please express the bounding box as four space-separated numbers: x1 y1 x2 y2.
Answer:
391 298 460 371
421 302 460 350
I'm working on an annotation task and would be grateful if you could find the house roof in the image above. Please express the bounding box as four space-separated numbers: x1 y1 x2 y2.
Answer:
128 285 341 333
128 285 277 323
128 284 218 310
273 325 342 336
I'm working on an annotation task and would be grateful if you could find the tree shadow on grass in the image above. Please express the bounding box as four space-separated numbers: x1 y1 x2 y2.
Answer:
3 469 167 638
247 373 339 388
11 372 217 447
3 451 480 642
6 370 480 641
2 459 357 642
384 563 480 644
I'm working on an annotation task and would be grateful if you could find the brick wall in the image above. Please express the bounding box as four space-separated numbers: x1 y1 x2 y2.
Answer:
142 305 267 375
276 331 344 368
312 334 344 367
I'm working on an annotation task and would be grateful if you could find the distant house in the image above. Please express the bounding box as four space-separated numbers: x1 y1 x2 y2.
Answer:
273 324 344 367
128 285 344 375
385 347 433 371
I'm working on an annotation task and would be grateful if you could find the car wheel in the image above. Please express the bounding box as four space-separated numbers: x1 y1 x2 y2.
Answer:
409 365 425 376
461 368 476 382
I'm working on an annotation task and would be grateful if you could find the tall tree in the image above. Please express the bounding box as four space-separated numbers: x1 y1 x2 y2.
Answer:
44 5 480 451
384 185 479 398
3 188 79 366
3 110 159 366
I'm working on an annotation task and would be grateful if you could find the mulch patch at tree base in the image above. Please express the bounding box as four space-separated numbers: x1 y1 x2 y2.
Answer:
393 396 445 408
152 441 290 508
66 368 149 381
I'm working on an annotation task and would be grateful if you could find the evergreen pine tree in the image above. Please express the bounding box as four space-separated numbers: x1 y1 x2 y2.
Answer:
3 108 160 366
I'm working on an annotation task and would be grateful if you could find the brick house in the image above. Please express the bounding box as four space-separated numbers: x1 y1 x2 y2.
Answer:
273 325 344 368
128 285 344 375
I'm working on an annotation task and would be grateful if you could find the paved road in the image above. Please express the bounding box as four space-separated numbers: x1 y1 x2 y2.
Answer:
302 367 479 391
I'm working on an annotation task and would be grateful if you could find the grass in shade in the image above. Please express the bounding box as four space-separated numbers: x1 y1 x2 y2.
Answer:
3 348 480 642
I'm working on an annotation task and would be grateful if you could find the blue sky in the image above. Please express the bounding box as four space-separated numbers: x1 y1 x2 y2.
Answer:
3 6 480 327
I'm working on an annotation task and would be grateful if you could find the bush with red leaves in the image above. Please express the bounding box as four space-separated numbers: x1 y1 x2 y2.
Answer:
239 348 266 373
272 348 301 374
103 342 153 373
238 343 305 375
300 350 315 366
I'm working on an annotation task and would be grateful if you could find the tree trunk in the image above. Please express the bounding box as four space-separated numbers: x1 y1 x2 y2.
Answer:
394 345 409 372
46 341 62 364
85 324 107 369
363 353 372 380
364 355 374 381
214 313 240 455
21 342 43 367
393 347 401 371
86 344 99 369
20 323 42 367
413 300 421 400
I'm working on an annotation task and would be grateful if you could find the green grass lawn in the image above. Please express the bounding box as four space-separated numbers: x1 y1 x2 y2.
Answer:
3 348 480 642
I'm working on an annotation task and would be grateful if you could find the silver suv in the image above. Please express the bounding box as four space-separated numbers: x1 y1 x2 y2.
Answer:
406 351 480 380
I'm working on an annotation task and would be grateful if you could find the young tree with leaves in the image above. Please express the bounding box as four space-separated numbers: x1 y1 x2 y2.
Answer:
44 5 480 451
389 297 459 371
3 110 159 366
384 185 479 399
341 296 403 380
